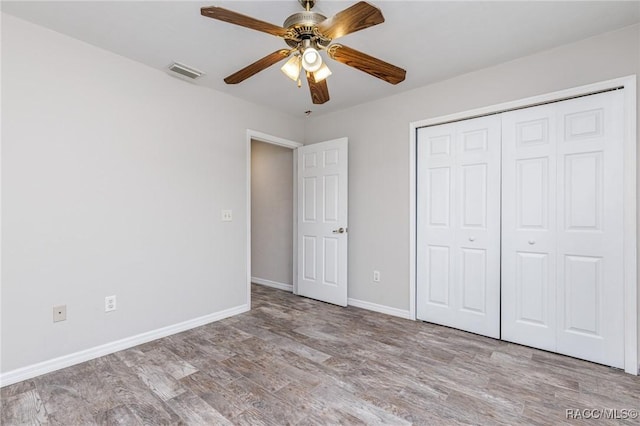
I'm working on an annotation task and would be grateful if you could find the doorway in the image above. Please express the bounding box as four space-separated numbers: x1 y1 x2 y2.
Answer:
251 139 294 291
246 130 302 307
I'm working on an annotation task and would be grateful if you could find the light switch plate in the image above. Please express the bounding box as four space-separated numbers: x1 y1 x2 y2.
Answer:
221 209 233 222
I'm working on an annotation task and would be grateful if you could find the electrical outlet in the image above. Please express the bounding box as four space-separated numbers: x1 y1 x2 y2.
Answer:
53 305 67 322
373 270 381 282
105 295 117 312
221 209 233 222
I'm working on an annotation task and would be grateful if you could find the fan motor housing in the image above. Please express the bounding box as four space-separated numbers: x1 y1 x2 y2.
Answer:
283 11 327 47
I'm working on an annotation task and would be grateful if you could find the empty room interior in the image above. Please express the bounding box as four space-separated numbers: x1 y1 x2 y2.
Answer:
2 1 640 424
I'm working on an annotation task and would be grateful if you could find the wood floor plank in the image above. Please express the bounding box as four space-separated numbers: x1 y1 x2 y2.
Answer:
90 354 181 424
35 362 112 422
0 389 48 425
220 355 291 393
2 283 639 425
94 404 144 425
0 380 36 399
166 390 233 425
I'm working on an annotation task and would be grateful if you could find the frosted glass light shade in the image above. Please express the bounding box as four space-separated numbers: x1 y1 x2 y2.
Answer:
313 62 332 82
302 47 322 72
281 55 301 81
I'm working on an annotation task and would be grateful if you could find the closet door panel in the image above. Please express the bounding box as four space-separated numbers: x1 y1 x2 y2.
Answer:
417 124 457 323
454 117 501 337
555 91 625 368
417 115 501 338
501 105 557 351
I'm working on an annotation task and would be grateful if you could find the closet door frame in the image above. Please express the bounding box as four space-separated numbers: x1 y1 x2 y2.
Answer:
409 75 638 375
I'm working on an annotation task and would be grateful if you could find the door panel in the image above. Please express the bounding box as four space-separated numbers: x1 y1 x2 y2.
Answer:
516 157 548 229
516 252 549 326
322 237 339 286
454 116 501 338
461 164 487 228
428 246 450 306
303 177 317 222
417 115 501 338
460 248 486 313
427 167 451 226
502 104 557 351
555 91 624 368
323 175 339 222
297 138 348 306
302 236 316 280
563 255 602 336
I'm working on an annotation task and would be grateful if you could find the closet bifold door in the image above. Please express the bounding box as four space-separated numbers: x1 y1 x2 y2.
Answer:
416 115 501 339
501 90 625 368
554 91 624 368
501 104 558 352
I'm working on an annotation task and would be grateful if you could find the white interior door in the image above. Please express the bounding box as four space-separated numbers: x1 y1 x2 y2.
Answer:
297 138 348 306
502 90 625 368
417 115 501 338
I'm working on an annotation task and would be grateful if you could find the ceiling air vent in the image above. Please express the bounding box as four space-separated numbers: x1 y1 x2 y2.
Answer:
168 62 204 80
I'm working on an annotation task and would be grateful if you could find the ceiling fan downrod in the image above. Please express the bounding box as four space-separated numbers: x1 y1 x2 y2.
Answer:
299 0 315 11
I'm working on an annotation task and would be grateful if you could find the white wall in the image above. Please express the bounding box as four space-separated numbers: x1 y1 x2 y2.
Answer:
304 24 640 314
0 14 304 374
251 140 293 287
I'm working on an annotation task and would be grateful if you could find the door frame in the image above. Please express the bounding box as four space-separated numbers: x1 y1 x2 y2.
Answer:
409 75 638 374
246 130 303 308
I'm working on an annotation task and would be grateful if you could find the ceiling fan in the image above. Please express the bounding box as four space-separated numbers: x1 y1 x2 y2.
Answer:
201 0 406 105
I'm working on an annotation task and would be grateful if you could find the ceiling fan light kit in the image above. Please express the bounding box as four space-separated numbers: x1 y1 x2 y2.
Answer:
301 46 322 72
201 0 406 105
281 54 302 81
312 62 332 83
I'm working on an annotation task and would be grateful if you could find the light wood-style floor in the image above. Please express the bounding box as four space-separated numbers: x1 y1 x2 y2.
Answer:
2 284 639 425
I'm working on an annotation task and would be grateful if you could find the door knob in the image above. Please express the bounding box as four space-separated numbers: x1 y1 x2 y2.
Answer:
332 227 345 234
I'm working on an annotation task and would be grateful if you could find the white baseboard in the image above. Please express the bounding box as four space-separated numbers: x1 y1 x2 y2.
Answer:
251 277 293 292
0 304 249 388
348 298 413 320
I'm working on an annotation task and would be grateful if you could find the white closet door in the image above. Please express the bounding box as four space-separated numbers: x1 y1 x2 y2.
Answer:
417 115 501 338
555 91 624 368
501 104 558 351
502 90 625 368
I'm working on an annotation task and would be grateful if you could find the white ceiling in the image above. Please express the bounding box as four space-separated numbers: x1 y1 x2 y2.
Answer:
3 1 640 117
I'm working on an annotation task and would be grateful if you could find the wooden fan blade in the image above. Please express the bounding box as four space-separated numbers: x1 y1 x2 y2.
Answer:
224 49 292 84
201 6 289 38
316 2 384 40
327 44 406 85
306 72 330 104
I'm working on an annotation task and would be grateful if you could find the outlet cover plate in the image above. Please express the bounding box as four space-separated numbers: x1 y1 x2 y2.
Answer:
105 295 117 312
221 209 233 222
